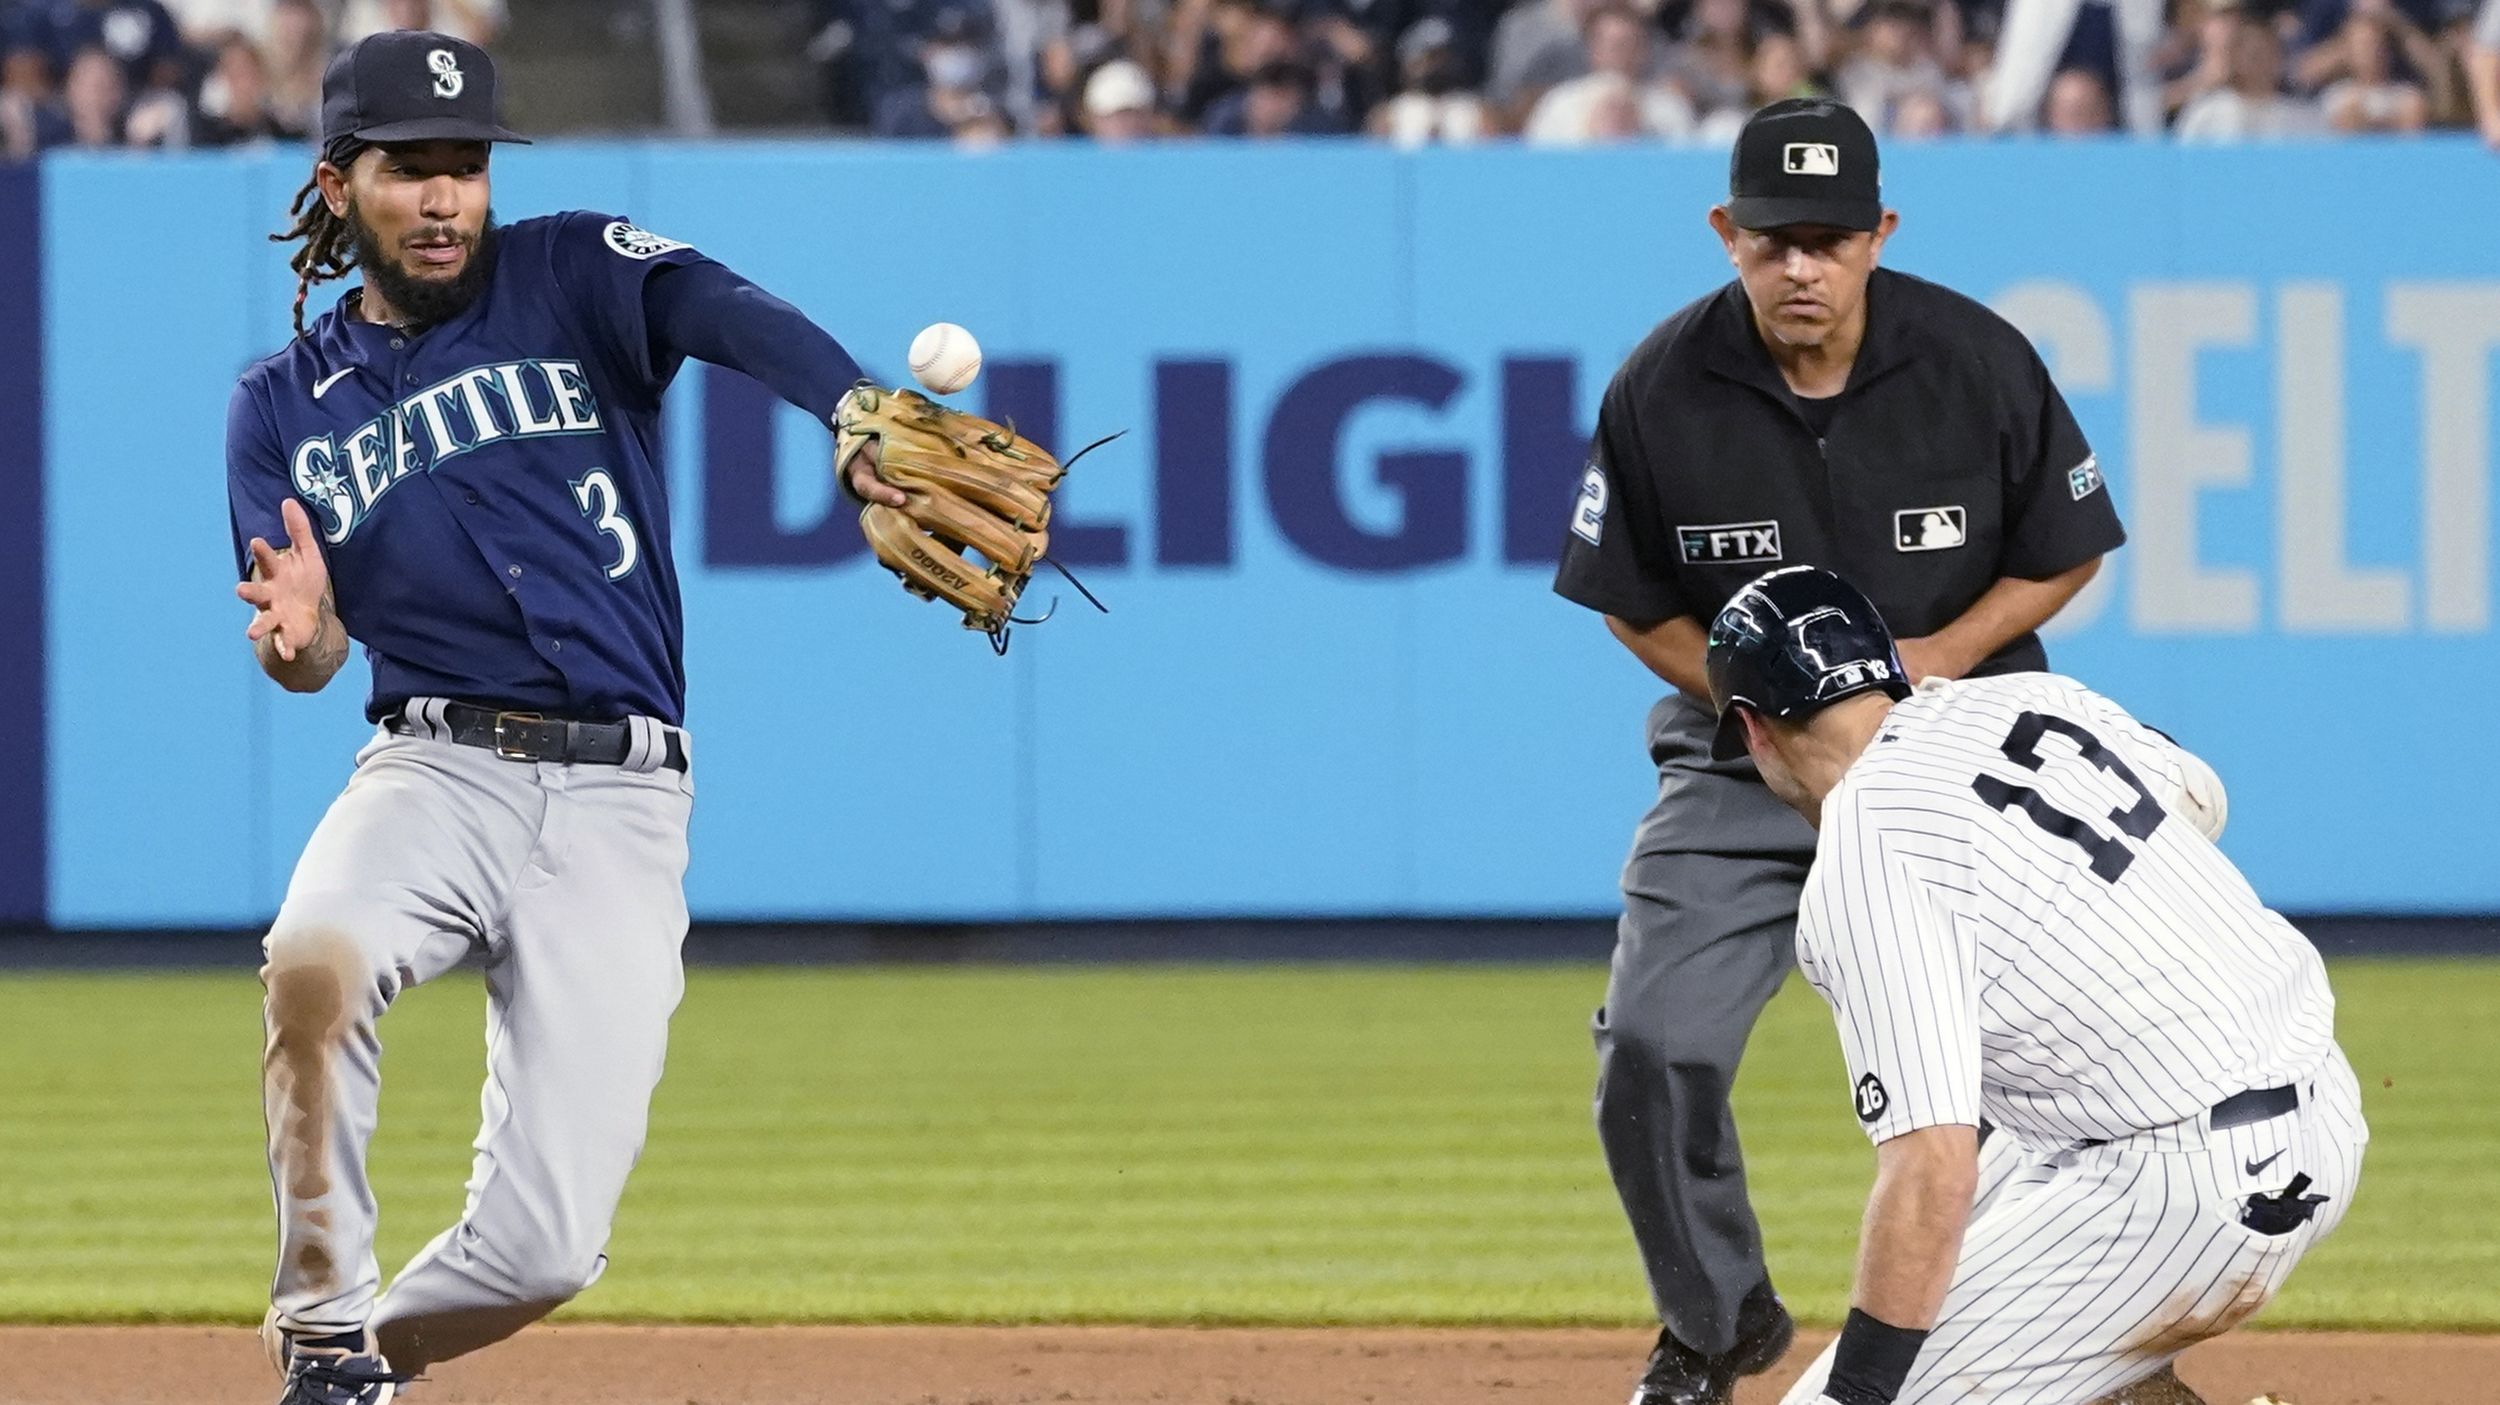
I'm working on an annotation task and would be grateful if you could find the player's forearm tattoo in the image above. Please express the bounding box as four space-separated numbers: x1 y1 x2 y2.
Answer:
300 586 348 677
260 585 347 692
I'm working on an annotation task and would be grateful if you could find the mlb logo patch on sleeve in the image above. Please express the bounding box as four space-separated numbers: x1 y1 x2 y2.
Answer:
604 222 691 260
2068 454 2104 500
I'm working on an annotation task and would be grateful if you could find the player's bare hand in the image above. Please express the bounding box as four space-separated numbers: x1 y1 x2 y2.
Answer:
1895 634 1968 686
844 439 909 508
235 498 332 663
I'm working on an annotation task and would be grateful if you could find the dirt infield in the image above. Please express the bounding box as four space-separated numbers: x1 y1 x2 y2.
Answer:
1 1325 2487 1405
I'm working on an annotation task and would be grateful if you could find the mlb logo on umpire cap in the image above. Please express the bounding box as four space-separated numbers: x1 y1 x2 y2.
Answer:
1783 142 1840 176
1727 100 1881 232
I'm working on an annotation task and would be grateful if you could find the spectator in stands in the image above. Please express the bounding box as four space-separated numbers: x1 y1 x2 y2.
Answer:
3 4 55 104
1486 0 1599 116
1664 0 1770 117
876 30 999 135
57 40 125 145
194 28 296 143
2175 2 2322 134
2292 0 2442 96
2284 0 2439 78
1169 0 1295 124
261 0 323 135
1303 0 1397 128
2474 0 2500 143
1373 13 1490 141
985 0 1065 130
1205 54 1345 130
22 0 187 96
161 0 269 47
1890 81 1955 130
1030 23 1120 135
951 90 1015 142
2319 9 2429 124
1079 53 1160 138
1693 28 1824 138
1 10 70 157
334 0 502 46
2161 0 2238 117
1837 0 1958 129
2042 61 2116 126
1523 3 1696 140
1981 0 2163 131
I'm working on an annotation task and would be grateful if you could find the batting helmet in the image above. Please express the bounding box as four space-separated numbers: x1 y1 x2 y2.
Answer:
1706 565 1912 762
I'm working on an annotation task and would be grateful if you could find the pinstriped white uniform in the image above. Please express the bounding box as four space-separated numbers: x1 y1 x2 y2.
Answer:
1774 673 2368 1405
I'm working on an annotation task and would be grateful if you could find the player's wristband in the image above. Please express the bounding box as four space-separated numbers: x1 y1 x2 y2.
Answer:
1822 1308 1928 1405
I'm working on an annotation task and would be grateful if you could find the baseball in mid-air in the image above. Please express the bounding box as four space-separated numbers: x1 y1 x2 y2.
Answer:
908 322 982 395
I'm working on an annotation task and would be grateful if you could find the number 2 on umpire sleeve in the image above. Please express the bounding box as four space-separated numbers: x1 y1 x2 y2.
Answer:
1971 711 2165 882
571 469 640 581
1571 464 1608 545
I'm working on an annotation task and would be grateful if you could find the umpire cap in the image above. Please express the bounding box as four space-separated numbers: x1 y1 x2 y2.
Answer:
1726 98 1881 233
320 31 529 153
1706 566 1912 762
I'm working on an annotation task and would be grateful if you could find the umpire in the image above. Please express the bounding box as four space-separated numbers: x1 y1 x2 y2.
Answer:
1552 98 2125 1405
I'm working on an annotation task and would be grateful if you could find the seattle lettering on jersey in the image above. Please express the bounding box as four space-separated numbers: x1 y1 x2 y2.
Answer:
289 359 604 544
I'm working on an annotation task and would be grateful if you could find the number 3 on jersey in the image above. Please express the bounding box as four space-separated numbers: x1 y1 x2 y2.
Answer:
571 469 639 580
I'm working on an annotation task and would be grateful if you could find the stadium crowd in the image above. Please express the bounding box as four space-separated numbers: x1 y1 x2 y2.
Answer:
3 0 2497 155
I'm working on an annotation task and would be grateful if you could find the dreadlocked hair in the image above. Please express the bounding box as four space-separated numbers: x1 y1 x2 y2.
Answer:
273 163 357 337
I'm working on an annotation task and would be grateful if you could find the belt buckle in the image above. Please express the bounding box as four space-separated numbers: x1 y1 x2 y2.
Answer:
492 711 545 762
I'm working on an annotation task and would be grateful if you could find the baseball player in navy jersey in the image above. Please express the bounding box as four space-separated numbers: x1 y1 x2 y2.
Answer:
1698 566 2364 1405
227 32 912 1405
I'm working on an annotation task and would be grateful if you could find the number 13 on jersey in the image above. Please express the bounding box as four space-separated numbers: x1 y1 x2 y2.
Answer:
571 469 639 580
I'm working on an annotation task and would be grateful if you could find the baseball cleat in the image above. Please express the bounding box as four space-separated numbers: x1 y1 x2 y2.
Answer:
274 1329 398 1405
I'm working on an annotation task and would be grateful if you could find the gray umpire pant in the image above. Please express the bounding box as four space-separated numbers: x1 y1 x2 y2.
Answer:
1594 694 1817 1357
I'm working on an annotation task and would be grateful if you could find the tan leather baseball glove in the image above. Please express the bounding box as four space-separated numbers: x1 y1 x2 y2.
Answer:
834 384 1105 649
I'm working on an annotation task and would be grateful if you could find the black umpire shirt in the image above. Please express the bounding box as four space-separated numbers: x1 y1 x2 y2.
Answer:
1554 268 2125 677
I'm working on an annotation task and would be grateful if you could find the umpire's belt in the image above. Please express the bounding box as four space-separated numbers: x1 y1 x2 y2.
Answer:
2208 1084 2299 1130
388 700 689 773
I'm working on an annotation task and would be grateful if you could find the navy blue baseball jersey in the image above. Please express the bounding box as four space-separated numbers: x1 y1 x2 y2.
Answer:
228 212 753 727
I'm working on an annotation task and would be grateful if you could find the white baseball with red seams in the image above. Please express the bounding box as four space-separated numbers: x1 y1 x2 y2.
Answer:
909 322 982 395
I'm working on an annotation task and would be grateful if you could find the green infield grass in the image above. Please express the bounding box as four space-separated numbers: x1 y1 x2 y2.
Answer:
0 958 2489 1328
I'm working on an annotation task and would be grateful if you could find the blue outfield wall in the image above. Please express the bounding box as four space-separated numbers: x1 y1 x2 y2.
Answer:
11 139 2499 926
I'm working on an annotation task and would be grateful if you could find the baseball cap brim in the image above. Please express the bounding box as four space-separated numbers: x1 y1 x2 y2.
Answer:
350 116 532 145
1725 194 1879 232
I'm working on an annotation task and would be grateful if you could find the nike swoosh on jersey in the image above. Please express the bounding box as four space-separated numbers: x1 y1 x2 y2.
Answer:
2243 1149 2286 1176
313 368 356 399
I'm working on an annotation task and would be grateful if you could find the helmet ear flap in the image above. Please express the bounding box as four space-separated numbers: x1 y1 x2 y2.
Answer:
1709 703 1754 764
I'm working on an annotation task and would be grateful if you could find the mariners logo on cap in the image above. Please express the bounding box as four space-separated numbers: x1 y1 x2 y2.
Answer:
428 48 464 99
1783 142 1840 176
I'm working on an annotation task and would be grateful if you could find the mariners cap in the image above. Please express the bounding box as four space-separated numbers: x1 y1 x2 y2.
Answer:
1725 98 1880 232
1706 565 1912 762
320 31 530 151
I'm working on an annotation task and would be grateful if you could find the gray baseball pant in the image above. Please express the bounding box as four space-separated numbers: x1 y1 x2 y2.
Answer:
259 710 693 1372
1594 695 1816 1357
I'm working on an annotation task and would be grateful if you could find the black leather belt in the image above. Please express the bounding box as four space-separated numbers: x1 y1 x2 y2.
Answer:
388 701 688 772
2208 1084 2299 1130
